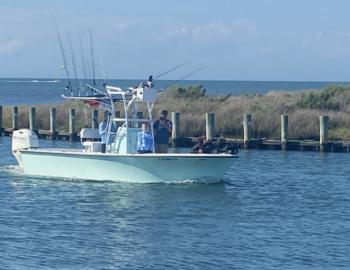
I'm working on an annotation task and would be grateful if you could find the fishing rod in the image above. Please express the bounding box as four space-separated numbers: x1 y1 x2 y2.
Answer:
161 66 205 90
97 50 108 87
68 32 82 96
89 29 96 88
153 61 191 80
53 17 73 95
79 33 88 95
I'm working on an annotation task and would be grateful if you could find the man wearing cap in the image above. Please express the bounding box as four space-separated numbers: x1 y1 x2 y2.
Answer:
153 110 173 153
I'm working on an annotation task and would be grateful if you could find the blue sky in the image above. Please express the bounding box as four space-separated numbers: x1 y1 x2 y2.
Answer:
1 0 350 81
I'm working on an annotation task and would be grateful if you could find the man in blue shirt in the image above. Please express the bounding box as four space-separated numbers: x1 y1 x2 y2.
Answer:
137 123 154 153
153 110 172 153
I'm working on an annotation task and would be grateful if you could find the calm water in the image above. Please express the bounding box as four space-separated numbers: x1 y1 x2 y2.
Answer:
1 136 350 269
1 78 349 105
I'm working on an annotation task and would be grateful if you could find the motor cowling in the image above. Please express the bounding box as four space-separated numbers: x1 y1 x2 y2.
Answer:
12 129 39 152
12 129 39 169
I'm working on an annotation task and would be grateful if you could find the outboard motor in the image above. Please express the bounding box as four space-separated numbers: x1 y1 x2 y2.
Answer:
12 129 39 168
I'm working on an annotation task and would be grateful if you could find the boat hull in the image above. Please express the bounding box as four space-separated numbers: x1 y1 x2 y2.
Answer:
19 149 236 183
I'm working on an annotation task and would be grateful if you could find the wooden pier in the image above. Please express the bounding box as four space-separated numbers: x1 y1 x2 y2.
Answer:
1 105 350 152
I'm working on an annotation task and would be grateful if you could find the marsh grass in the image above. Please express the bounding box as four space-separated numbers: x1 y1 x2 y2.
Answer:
3 85 350 140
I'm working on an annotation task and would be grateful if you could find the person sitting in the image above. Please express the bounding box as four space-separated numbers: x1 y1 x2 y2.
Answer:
137 123 154 153
191 137 215 154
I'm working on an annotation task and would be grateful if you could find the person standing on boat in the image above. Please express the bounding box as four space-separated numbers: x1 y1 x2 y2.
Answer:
153 109 172 153
99 112 109 153
137 123 154 153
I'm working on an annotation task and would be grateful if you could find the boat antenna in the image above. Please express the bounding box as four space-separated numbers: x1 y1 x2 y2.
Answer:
89 29 96 88
153 61 191 80
67 32 82 96
53 16 73 95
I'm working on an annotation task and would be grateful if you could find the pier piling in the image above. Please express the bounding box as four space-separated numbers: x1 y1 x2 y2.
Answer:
206 112 215 140
281 114 288 151
0 106 3 136
12 106 19 130
50 108 57 139
69 109 76 141
243 113 252 149
172 112 180 139
29 107 37 133
320 115 329 152
91 110 98 129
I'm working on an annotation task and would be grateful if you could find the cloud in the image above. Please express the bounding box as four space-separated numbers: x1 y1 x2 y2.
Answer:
167 20 256 41
0 39 21 55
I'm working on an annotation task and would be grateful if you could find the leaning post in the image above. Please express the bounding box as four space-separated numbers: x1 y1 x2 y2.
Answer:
206 112 215 140
12 106 19 130
29 107 37 133
69 108 76 141
172 112 180 140
320 115 329 152
50 108 57 139
281 114 288 151
243 113 252 149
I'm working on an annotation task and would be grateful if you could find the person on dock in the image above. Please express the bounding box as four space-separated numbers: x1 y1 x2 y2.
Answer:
137 123 154 154
153 109 173 153
99 112 109 153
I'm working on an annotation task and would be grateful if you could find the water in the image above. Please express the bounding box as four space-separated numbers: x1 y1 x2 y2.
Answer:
1 78 349 105
1 137 350 269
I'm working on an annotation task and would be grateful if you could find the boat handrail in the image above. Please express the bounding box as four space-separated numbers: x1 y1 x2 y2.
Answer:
112 118 152 123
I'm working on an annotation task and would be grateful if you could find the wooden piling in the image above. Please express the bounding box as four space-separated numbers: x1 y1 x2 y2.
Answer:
12 106 19 130
206 112 215 140
172 112 180 139
29 107 37 132
0 106 2 136
69 109 76 141
50 108 57 139
243 113 252 148
320 115 329 152
281 114 288 151
91 110 98 129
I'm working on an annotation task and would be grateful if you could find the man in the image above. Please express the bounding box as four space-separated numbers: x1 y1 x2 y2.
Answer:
99 112 109 153
153 110 173 153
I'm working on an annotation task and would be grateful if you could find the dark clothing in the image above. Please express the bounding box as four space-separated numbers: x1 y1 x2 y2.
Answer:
192 139 215 154
153 119 173 145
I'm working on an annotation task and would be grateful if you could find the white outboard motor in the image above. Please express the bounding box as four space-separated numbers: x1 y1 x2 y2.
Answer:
12 129 39 168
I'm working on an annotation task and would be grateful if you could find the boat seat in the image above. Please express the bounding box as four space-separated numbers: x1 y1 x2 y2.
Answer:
80 128 101 143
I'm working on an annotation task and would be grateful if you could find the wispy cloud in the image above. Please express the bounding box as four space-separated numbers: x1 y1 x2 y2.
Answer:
0 39 21 55
166 20 256 41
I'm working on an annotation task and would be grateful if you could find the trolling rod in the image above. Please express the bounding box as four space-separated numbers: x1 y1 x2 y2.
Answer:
53 17 73 95
68 32 82 96
89 29 96 87
162 66 205 90
78 34 88 95
153 61 190 80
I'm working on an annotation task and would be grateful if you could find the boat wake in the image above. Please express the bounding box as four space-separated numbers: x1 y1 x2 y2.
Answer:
4 79 60 83
0 165 21 175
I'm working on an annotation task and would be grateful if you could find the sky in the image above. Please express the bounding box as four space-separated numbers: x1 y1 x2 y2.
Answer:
1 0 350 81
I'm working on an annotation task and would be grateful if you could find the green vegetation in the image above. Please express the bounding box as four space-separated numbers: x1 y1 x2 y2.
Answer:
3 84 350 140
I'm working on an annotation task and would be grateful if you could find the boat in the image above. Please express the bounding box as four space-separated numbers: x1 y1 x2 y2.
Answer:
11 82 237 183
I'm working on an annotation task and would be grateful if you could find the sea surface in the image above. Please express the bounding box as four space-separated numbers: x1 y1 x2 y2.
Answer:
1 136 350 269
1 78 350 105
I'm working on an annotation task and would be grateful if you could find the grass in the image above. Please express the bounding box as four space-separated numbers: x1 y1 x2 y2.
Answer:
2 84 350 140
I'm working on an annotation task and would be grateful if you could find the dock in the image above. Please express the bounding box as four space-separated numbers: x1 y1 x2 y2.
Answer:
1 105 350 152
